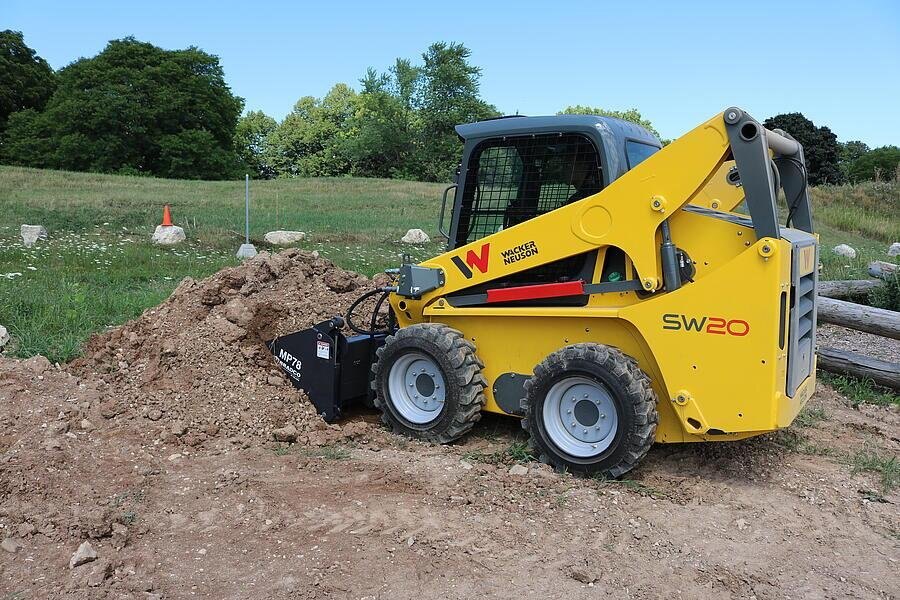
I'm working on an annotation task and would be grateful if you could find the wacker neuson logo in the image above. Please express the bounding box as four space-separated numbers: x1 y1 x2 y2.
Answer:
451 239 541 278
501 241 539 265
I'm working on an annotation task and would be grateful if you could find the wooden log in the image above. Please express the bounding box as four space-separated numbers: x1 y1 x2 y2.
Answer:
817 296 900 340
818 279 882 300
817 347 900 391
868 260 898 279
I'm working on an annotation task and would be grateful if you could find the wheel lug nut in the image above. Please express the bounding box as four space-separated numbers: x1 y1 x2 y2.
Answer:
582 429 587 434
600 414 606 419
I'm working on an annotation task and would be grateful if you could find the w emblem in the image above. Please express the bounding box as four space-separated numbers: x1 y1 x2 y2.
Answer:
451 243 490 279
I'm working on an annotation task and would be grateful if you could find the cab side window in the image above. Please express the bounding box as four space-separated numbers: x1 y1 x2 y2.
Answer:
625 140 659 169
454 134 602 247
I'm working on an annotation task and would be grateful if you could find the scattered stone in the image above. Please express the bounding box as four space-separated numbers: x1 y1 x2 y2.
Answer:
80 418 95 431
0 325 9 351
151 225 186 246
324 269 360 293
1 537 24 553
167 453 182 461
85 559 112 586
224 298 256 327
273 424 299 443
888 242 900 257
44 437 63 451
147 409 163 422
70 540 98 568
111 524 128 550
16 523 36 538
99 400 121 419
264 230 306 245
832 244 857 259
171 421 187 436
401 228 430 244
508 464 529 476
20 224 48 247
570 565 597 584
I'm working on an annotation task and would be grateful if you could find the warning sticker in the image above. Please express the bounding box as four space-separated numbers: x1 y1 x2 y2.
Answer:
316 340 330 359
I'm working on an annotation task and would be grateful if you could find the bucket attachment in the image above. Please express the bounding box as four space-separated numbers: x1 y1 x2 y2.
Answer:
268 317 385 422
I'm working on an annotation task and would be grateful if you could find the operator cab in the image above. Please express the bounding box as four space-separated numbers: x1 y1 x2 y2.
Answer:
441 115 662 303
448 115 662 250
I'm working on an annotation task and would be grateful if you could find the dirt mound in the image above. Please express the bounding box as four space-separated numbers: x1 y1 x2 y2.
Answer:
69 249 374 446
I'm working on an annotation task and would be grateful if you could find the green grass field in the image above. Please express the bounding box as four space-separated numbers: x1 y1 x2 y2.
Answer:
1 165 897 363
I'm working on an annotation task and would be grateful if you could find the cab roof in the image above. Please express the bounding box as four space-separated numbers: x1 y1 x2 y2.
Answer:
455 114 660 148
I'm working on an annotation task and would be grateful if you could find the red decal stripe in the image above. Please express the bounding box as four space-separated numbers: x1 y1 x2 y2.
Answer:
486 280 585 303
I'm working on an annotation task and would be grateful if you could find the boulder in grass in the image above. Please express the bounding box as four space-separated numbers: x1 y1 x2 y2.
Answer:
888 242 900 257
151 225 186 246
832 244 856 259
401 228 430 244
264 230 306 246
20 224 48 247
0 325 9 351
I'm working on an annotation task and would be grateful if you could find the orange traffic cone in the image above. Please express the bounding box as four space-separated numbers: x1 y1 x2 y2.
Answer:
161 204 173 227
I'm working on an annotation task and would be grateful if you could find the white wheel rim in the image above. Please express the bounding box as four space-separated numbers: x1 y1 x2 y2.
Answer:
387 351 446 425
542 376 618 458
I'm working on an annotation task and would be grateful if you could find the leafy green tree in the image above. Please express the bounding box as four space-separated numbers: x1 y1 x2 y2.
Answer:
558 105 661 139
0 30 55 142
848 146 900 182
234 110 277 178
763 113 844 185
268 84 358 177
1 38 243 179
345 62 420 178
413 42 498 181
839 140 870 180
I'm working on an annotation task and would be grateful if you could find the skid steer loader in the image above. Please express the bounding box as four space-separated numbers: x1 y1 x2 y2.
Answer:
270 107 818 477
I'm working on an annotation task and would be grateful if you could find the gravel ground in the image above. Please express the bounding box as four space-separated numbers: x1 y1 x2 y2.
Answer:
1 252 897 599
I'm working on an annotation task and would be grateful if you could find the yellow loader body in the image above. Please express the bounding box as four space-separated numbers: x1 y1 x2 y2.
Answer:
391 111 817 442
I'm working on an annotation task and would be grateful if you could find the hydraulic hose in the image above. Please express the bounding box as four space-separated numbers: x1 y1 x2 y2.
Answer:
345 287 395 336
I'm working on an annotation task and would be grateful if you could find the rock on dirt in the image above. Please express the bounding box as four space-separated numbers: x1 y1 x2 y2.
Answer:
1 537 24 553
889 242 900 257
264 230 306 245
20 224 48 247
151 224 186 245
273 423 299 443
832 244 857 259
401 228 430 244
508 464 529 476
70 540 98 568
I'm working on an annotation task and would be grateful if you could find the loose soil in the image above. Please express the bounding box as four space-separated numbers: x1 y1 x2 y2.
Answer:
1 251 897 599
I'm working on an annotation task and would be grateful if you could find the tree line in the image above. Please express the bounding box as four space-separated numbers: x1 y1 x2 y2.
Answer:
1 30 896 184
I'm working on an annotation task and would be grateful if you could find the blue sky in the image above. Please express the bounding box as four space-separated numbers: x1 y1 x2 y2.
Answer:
5 0 899 146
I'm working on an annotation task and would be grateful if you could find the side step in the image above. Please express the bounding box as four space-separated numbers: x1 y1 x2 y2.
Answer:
267 317 385 422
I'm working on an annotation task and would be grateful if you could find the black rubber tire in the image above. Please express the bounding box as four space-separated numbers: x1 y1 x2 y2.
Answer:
521 343 657 477
372 323 486 444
